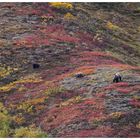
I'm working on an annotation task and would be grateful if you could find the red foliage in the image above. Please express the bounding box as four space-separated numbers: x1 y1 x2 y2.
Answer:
104 82 129 91
79 51 112 57
40 25 80 43
70 51 123 67
38 105 82 131
114 82 129 87
5 92 25 104
13 34 53 47
38 97 106 132
40 66 95 86
130 84 140 91
76 98 105 121
129 99 140 108
116 125 140 137
76 31 95 45
127 133 140 138
116 88 132 94
109 64 140 70
56 89 85 100
96 92 106 98
15 7 42 15
14 25 79 47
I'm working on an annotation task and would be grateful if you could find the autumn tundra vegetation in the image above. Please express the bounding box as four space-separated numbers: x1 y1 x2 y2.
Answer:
0 2 140 137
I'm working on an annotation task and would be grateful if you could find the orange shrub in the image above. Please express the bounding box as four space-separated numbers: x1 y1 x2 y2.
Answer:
26 97 46 106
12 115 25 125
69 66 95 76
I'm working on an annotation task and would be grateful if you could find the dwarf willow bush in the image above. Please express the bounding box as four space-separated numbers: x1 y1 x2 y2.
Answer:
0 75 42 93
45 86 65 97
0 113 11 137
60 96 82 107
13 126 47 138
49 2 73 9
0 101 47 138
0 102 11 137
0 66 13 78
64 13 75 20
106 21 120 30
136 121 140 129
12 114 25 125
109 112 123 119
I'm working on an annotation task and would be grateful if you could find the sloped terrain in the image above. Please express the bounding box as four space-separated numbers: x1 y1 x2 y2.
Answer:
0 3 140 137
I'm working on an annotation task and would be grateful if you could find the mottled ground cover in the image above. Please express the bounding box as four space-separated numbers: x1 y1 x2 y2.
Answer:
0 2 140 138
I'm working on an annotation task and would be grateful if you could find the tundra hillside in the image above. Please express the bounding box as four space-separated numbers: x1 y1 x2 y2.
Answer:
0 3 140 137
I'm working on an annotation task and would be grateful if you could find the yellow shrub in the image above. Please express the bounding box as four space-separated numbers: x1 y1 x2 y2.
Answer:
14 127 28 137
109 112 123 119
133 96 140 100
17 97 45 114
0 83 15 93
26 97 45 106
17 86 26 92
60 96 82 107
0 102 11 137
92 116 106 125
18 103 29 110
0 75 42 93
45 86 65 97
136 121 140 129
18 103 33 114
0 66 13 78
15 75 42 84
14 126 47 138
106 21 120 30
49 2 73 9
64 13 75 20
